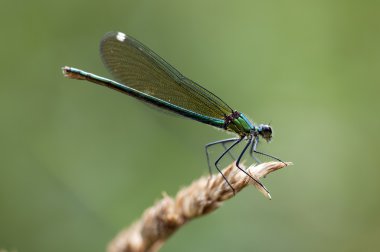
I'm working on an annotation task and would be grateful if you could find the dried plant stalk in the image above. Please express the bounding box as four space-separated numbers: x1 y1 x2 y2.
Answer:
107 161 290 252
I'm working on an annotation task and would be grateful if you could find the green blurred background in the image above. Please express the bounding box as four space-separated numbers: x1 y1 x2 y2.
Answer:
1 0 379 251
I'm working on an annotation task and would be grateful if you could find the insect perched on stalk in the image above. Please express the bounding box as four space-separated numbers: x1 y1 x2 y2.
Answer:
63 31 284 194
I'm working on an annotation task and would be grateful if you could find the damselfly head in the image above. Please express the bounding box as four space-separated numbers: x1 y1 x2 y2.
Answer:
257 124 272 142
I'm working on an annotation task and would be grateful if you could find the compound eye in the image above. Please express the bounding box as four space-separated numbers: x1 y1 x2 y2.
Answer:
267 126 272 133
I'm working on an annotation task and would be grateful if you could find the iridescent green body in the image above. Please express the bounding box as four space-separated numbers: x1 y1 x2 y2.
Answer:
226 112 254 136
